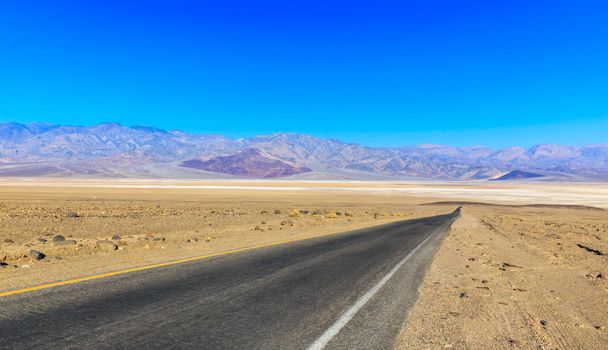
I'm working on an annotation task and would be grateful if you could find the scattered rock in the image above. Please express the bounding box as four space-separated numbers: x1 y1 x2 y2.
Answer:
187 237 199 243
280 219 295 226
3 239 14 244
112 234 122 241
344 212 354 217
336 211 343 216
274 209 282 214
261 221 267 224
153 237 166 242
28 250 46 260
37 237 47 244
300 210 310 215
254 225 261 231
52 235 66 243
312 210 323 215
67 211 79 218
96 240 118 251
459 292 467 298
260 210 269 214
540 320 548 326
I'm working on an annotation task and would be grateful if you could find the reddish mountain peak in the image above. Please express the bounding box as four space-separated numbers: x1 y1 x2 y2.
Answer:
180 148 312 178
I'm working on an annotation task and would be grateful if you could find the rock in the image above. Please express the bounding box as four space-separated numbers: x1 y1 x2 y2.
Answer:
344 212 354 217
336 211 343 216
0 262 8 268
28 250 46 260
67 211 79 218
459 292 467 298
53 235 66 243
254 225 261 230
274 209 282 214
37 237 47 244
300 210 310 215
96 240 118 252
112 234 122 241
281 219 294 226
3 239 14 244
260 210 269 214
576 243 604 256
187 238 199 243
153 237 165 242
502 262 523 268
56 240 77 246
261 221 267 224
540 320 548 326
312 210 323 215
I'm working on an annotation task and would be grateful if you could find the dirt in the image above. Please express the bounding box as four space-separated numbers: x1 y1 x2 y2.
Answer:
397 205 608 349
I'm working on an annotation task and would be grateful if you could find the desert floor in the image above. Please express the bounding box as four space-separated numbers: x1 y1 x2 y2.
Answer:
1 179 607 349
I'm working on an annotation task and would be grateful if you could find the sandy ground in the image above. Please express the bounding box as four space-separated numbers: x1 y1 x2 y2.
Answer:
0 181 451 292
1 179 607 349
398 204 608 349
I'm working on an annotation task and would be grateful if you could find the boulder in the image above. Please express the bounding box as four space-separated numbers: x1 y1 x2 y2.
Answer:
28 250 46 260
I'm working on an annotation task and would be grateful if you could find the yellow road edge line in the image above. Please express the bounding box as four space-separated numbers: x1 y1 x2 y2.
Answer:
0 224 380 298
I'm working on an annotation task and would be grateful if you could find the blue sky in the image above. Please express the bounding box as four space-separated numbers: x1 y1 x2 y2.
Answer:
1 1 607 148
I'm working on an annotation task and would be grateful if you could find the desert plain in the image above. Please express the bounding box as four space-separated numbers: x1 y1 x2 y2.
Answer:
0 179 607 349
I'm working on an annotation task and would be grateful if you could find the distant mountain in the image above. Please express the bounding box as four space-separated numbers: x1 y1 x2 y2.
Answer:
0 122 606 180
180 148 312 178
491 170 545 181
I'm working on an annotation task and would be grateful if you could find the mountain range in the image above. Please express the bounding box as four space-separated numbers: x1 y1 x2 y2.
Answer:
0 122 606 181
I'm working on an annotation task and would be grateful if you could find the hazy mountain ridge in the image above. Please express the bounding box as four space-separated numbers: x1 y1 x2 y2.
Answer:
0 122 606 180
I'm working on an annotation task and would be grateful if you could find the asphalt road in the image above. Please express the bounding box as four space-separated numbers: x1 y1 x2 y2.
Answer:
0 209 459 350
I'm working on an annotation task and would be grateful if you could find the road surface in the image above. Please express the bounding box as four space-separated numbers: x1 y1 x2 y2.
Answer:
0 209 459 350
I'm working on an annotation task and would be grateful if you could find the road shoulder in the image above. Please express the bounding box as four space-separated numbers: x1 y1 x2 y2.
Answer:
397 207 608 349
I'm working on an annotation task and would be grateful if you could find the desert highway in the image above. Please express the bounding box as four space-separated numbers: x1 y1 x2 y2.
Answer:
0 209 459 350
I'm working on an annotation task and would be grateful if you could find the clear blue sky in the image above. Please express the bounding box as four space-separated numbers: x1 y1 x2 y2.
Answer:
1 1 607 148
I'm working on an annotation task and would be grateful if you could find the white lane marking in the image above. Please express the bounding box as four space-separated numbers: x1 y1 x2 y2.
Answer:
306 225 444 350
